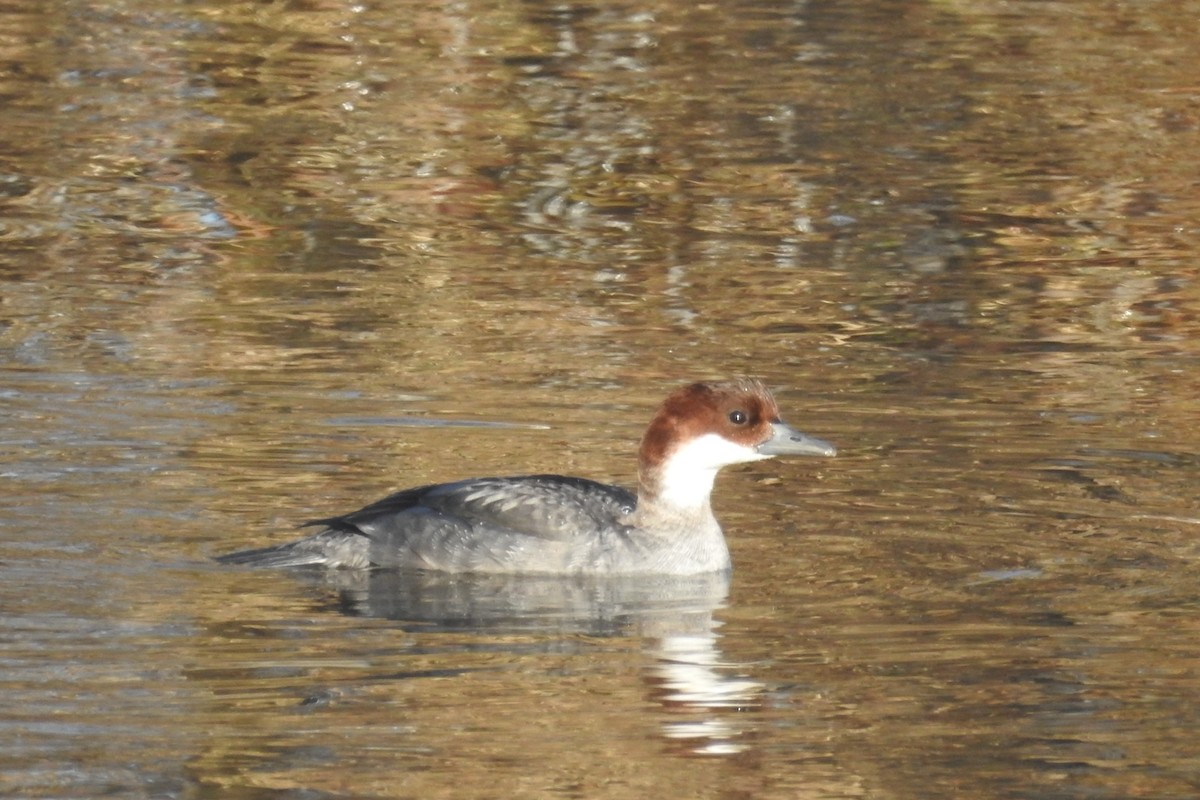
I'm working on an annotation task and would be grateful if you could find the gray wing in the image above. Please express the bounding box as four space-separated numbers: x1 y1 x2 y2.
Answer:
327 475 638 571
319 475 636 540
218 475 638 572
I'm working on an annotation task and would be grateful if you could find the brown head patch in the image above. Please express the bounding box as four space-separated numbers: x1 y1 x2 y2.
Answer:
637 380 780 494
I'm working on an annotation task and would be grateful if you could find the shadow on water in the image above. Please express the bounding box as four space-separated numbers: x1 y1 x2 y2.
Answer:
320 570 765 741
199 567 767 772
317 569 732 638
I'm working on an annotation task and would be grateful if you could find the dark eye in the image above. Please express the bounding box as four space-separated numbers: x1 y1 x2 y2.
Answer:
728 410 748 425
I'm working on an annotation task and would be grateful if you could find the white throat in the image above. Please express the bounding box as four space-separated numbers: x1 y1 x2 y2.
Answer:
652 433 769 512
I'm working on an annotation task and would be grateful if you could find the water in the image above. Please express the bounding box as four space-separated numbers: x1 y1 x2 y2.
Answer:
2 0 1200 797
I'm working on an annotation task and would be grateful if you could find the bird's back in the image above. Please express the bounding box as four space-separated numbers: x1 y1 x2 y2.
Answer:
218 475 638 572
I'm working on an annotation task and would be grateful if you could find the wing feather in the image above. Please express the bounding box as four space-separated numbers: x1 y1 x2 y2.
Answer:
313 475 636 543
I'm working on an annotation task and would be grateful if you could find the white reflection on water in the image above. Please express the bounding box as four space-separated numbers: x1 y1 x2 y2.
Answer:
329 568 762 755
653 631 763 755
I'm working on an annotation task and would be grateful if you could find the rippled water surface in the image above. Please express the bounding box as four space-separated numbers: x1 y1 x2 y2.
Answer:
3 0 1200 797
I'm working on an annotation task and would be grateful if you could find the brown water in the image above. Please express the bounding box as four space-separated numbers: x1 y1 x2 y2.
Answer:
3 0 1200 797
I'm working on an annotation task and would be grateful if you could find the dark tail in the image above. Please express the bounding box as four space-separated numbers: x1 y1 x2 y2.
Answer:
214 527 370 569
213 542 330 568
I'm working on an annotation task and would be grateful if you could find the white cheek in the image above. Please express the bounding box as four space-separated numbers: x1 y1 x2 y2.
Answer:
656 433 767 510
672 432 767 469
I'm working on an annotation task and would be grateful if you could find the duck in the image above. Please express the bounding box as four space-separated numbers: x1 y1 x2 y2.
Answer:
215 380 835 574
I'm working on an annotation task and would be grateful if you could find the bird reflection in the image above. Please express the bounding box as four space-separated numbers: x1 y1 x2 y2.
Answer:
315 569 763 755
